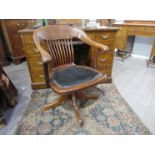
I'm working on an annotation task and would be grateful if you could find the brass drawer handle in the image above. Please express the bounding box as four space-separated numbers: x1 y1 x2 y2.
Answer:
39 75 44 78
37 62 43 65
100 58 107 63
101 34 109 39
33 48 39 52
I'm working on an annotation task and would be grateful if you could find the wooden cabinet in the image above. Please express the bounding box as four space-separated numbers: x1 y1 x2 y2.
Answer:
19 30 46 89
0 30 8 66
1 20 35 64
19 27 118 89
86 30 116 78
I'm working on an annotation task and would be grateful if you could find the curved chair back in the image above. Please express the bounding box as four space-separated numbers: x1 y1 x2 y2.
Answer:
33 25 91 67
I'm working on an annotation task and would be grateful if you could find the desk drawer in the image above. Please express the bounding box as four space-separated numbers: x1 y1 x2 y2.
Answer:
22 33 34 43
29 68 45 83
92 44 115 58
97 53 113 66
27 55 43 68
143 28 155 36
127 27 155 36
97 64 112 76
94 32 115 43
24 43 41 57
127 27 145 34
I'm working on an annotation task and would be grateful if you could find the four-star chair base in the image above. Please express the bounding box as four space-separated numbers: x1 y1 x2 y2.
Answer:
43 92 99 127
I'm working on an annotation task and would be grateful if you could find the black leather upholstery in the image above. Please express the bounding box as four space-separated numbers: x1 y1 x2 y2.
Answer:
52 65 100 88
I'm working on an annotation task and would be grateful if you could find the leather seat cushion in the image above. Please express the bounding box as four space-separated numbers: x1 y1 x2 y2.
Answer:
52 65 100 88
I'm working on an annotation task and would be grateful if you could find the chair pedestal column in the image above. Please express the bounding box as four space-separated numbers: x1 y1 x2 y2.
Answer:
71 93 83 127
43 92 99 126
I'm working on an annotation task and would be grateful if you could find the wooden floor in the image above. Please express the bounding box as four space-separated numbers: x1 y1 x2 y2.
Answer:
0 56 155 134
113 56 155 134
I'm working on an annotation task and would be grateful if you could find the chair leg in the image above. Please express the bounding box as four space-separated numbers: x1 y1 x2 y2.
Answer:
71 93 83 127
44 95 68 111
76 92 99 100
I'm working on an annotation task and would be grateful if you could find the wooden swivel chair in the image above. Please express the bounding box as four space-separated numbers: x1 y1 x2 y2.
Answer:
33 25 108 126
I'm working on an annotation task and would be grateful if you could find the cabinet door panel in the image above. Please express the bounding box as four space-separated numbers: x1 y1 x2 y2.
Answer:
3 19 34 63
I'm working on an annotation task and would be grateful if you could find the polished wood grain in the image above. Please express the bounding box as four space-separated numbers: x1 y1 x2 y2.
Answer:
47 39 74 67
76 92 99 100
124 20 155 24
71 93 83 127
33 25 109 126
0 19 35 64
33 25 108 65
20 26 118 89
44 95 68 111
112 21 155 61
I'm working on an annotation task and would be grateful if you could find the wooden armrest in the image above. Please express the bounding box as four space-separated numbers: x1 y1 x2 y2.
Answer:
79 30 109 52
38 49 51 87
36 46 51 64
76 29 109 68
33 32 52 64
92 40 109 52
89 41 109 69
90 46 109 69
94 47 109 69
75 31 109 68
33 33 52 87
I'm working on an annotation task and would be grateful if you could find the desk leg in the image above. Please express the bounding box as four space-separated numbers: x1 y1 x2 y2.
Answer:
122 51 125 61
147 41 155 68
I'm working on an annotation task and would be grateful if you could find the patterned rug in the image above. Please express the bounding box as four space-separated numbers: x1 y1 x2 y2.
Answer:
15 84 151 135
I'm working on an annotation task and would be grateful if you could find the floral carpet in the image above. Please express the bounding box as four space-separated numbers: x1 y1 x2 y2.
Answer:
15 84 151 135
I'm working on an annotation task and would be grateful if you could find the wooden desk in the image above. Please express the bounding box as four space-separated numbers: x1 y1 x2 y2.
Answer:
112 22 155 61
19 27 119 89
